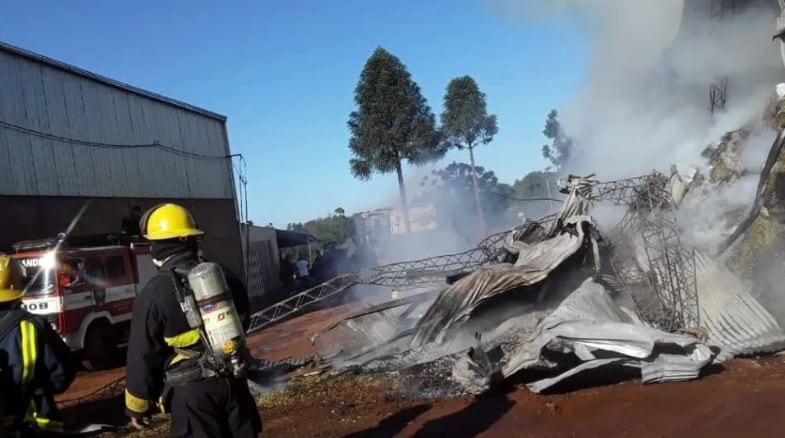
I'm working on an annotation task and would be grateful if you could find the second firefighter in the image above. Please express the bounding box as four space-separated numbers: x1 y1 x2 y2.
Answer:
123 203 261 437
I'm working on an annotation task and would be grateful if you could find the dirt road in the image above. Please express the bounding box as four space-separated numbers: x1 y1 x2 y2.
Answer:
257 357 785 438
57 304 785 437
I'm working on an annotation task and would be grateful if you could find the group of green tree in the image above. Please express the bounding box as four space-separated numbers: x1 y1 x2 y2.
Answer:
278 47 577 248
285 207 355 252
346 47 575 240
347 47 502 235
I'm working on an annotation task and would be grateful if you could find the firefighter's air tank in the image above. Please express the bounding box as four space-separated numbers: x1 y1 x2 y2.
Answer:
186 262 247 376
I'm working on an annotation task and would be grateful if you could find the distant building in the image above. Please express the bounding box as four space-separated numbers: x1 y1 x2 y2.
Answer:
353 205 437 240
352 208 393 244
241 225 318 300
389 206 437 234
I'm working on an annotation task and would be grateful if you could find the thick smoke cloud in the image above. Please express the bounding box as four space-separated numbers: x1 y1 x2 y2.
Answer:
485 0 785 261
489 0 783 179
361 1 784 268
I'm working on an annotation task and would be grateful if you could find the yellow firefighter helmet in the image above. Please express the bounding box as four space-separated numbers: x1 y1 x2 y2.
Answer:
141 203 205 241
0 253 26 303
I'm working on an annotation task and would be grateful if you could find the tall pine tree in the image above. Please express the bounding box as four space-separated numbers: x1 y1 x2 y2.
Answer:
440 76 498 235
348 47 442 233
541 109 574 171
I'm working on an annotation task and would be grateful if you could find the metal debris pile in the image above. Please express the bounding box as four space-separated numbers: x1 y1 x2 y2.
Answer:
246 129 785 396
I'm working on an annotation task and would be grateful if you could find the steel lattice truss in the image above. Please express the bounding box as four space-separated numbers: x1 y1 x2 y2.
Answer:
245 222 545 333
246 174 700 334
640 212 699 330
247 273 362 333
591 175 670 209
367 218 561 289
368 248 490 288
596 174 700 331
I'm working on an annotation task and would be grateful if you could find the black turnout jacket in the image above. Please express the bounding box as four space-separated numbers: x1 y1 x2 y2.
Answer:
124 253 250 418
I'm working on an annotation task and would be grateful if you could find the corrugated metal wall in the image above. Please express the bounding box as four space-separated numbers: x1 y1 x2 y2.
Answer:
242 226 283 298
0 49 234 199
0 44 246 279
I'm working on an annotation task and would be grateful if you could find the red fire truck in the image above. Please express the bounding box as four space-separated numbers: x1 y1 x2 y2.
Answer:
10 237 157 370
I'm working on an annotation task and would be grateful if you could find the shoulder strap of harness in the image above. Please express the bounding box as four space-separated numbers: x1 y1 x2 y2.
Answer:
159 267 190 304
0 310 32 342
160 265 205 336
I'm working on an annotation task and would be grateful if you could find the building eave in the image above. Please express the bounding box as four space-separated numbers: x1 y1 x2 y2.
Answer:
0 40 227 122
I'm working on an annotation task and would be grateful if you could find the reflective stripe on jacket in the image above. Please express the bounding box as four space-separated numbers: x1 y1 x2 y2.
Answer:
0 310 77 434
124 254 251 418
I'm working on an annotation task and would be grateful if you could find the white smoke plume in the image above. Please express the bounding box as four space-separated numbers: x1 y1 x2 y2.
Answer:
487 0 785 257
357 1 785 268
490 0 783 178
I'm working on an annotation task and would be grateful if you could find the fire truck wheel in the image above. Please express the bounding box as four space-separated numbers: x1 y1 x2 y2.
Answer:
82 320 119 371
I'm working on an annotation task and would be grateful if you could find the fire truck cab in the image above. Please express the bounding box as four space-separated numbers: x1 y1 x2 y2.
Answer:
10 237 157 370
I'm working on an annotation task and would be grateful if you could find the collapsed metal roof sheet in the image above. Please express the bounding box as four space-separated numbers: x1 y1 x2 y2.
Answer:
411 216 596 348
246 128 785 397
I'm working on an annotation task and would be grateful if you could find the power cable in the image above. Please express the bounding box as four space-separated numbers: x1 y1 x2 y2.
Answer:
490 191 564 203
1 117 253 279
231 155 251 287
0 119 229 160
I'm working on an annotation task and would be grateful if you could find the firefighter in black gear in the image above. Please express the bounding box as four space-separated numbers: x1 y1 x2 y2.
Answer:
0 253 77 437
124 203 262 437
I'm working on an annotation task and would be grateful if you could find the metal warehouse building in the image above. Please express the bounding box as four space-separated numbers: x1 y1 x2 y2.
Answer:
0 41 244 277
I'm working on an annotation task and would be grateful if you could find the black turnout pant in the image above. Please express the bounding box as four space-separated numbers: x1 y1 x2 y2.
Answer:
169 377 262 437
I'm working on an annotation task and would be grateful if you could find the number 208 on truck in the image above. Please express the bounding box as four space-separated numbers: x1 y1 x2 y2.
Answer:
10 238 157 370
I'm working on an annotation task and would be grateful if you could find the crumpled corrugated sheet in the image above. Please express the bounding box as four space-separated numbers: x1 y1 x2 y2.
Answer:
410 216 594 348
693 250 785 360
546 175 597 236
452 278 715 394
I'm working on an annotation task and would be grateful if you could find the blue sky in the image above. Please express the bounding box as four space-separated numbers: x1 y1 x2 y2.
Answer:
0 0 589 227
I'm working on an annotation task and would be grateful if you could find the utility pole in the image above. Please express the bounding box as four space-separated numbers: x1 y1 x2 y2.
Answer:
708 0 734 114
546 179 554 213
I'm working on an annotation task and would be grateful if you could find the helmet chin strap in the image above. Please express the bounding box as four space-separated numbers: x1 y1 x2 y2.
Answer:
152 254 177 268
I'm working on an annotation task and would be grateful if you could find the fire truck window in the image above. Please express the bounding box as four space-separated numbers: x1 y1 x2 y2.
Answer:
84 258 104 283
105 255 127 280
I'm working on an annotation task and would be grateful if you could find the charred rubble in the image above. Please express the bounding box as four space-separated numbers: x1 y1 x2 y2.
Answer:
248 127 785 397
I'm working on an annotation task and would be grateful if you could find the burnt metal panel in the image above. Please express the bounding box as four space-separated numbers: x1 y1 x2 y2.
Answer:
0 48 234 200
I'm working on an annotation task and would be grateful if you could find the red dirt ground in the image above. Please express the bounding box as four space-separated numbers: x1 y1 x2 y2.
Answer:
57 304 785 437
260 357 785 438
56 303 359 404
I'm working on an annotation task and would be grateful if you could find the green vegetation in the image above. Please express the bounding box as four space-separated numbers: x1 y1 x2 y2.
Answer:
417 161 513 242
440 75 499 233
730 140 785 277
541 109 575 171
286 208 355 251
347 47 443 233
730 215 784 279
278 47 581 236
509 170 560 219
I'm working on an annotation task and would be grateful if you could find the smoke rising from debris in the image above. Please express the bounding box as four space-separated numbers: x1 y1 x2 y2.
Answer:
491 0 782 175
358 1 784 270
491 0 784 243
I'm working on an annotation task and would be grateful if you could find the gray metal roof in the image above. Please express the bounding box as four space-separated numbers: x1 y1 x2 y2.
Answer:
0 40 227 122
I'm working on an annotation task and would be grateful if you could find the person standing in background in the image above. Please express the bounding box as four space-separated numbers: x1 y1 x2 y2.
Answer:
120 205 143 241
295 255 310 290
279 255 294 292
